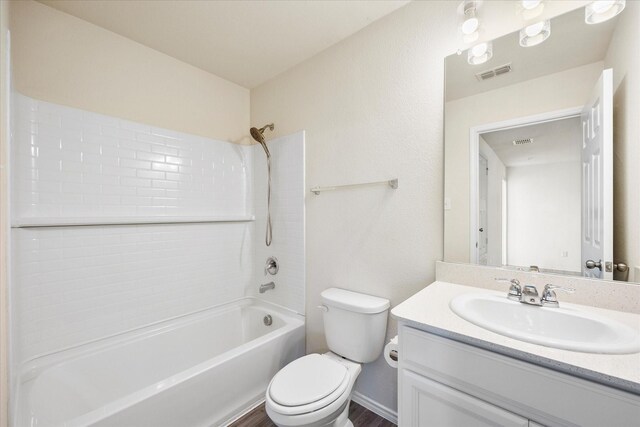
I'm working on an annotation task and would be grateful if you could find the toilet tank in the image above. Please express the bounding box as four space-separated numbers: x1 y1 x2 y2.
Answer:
320 288 390 363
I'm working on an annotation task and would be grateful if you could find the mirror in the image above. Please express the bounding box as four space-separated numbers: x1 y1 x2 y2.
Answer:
444 3 639 283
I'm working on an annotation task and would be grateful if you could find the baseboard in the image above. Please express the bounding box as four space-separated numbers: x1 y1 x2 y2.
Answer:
351 391 398 425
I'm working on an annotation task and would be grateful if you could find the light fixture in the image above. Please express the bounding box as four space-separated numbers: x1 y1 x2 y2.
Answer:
585 0 625 24
519 20 551 47
520 0 544 20
467 41 493 65
461 2 479 35
521 0 541 10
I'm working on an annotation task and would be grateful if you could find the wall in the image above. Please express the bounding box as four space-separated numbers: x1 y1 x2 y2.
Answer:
10 94 254 366
479 138 506 266
250 0 587 415
9 0 249 143
444 61 603 264
250 133 306 314
604 0 640 282
1 0 10 425
507 161 581 272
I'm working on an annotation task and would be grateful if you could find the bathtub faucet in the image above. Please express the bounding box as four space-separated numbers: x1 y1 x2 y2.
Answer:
259 281 276 293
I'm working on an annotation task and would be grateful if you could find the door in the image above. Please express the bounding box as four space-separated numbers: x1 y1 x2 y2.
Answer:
399 369 528 427
581 69 613 279
478 155 488 265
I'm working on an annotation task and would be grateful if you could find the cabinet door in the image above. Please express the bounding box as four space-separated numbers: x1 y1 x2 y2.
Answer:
400 369 528 427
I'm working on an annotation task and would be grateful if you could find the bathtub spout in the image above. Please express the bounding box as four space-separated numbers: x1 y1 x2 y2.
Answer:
259 282 275 293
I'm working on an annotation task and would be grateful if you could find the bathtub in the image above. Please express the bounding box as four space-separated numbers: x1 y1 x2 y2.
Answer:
14 298 305 427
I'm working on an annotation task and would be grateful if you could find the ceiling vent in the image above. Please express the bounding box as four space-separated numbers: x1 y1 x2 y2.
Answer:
512 138 533 146
475 63 512 81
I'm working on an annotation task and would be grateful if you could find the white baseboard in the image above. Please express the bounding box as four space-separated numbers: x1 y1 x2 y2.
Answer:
351 391 398 425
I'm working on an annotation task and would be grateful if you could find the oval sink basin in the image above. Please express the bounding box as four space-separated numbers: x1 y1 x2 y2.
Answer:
449 293 640 354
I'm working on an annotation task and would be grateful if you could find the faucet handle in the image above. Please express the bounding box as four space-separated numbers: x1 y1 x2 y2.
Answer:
495 278 521 301
541 284 575 307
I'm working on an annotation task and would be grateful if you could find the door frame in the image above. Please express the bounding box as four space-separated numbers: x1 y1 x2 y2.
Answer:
468 106 584 263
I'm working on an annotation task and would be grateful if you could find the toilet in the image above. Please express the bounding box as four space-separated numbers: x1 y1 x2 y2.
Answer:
265 288 390 427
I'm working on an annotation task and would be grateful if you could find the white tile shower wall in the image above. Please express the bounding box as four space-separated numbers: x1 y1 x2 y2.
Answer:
251 132 305 314
13 222 253 363
10 94 256 366
12 94 252 219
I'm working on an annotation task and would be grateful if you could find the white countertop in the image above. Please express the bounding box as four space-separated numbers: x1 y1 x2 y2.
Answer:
391 281 640 394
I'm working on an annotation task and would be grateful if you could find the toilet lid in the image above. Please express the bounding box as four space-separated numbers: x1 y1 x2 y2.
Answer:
269 354 348 407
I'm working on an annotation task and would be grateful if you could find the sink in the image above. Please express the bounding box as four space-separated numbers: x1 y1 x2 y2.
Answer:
449 293 640 354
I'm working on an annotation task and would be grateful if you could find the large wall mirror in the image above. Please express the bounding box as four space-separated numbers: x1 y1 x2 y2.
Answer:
444 2 639 283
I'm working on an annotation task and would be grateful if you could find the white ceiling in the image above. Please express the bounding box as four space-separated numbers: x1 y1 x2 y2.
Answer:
481 116 581 167
38 0 410 89
446 7 618 101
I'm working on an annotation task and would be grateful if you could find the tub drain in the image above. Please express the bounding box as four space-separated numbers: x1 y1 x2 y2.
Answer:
263 315 273 326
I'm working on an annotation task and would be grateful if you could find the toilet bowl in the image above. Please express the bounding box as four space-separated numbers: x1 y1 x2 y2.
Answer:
265 352 361 427
265 288 390 427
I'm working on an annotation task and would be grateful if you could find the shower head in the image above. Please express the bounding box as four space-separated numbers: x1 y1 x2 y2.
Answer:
250 124 274 157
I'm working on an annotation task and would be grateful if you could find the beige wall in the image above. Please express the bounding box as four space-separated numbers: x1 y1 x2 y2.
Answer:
1 0 10 425
251 0 586 412
10 0 249 143
444 62 603 264
605 0 640 282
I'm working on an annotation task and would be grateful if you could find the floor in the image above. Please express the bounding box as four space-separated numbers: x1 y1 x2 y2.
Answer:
230 400 396 427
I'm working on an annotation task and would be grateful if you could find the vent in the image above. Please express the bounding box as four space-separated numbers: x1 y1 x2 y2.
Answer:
475 63 512 81
513 138 533 146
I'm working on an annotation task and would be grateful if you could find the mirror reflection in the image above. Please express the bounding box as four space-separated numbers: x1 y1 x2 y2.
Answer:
444 3 639 282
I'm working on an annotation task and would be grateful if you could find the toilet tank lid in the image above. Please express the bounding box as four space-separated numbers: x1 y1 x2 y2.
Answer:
321 288 390 314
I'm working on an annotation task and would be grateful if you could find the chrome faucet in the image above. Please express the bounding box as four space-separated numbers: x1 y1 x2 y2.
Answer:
259 281 275 293
495 279 574 308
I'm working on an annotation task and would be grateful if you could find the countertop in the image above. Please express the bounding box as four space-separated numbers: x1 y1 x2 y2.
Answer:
391 281 640 395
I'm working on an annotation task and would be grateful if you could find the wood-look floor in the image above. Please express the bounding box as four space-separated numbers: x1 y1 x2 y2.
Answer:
229 401 396 427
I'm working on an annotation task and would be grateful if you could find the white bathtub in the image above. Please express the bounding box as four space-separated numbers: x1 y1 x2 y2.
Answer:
14 298 305 427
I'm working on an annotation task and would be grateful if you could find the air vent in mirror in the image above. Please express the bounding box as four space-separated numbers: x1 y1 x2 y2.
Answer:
476 63 512 81
513 138 533 146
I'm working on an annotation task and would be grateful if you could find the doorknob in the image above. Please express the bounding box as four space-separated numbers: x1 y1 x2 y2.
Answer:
479 228 484 232
585 259 602 270
614 262 629 273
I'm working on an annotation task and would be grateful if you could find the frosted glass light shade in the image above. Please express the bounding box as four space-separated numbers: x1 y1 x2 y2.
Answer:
467 42 493 65
519 20 551 47
585 1 626 24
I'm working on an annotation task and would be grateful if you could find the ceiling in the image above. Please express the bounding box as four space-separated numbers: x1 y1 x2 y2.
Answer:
38 0 409 89
446 6 618 101
481 116 581 167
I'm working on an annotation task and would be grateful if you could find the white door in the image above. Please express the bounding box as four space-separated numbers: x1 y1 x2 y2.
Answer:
478 155 489 265
581 69 613 279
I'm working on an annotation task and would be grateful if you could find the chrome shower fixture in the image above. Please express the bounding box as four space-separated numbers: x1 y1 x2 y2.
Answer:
250 123 275 246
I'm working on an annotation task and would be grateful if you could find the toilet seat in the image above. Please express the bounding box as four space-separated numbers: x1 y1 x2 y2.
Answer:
267 354 351 416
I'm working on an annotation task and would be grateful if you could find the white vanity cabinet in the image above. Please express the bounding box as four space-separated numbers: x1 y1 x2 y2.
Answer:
397 324 640 427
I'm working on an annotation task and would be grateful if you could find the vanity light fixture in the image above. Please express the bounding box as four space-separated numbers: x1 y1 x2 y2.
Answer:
467 41 493 65
519 20 551 47
458 1 482 43
585 0 625 24
520 0 544 20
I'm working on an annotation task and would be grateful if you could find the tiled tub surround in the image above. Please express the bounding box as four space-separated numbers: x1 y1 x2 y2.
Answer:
12 93 252 220
251 132 305 314
10 95 306 379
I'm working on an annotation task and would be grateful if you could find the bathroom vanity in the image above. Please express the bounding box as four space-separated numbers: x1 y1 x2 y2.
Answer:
392 280 640 427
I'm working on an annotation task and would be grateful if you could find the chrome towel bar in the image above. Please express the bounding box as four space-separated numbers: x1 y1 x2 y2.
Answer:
310 179 398 195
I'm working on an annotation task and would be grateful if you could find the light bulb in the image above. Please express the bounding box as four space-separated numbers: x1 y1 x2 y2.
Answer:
592 0 615 13
521 0 541 10
467 41 493 65
524 21 545 37
462 16 479 34
519 20 550 47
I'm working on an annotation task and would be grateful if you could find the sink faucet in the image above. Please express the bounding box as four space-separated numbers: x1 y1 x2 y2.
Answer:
259 281 275 293
495 279 574 308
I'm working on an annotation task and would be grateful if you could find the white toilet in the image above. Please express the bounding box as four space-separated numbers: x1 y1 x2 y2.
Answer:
265 288 390 427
